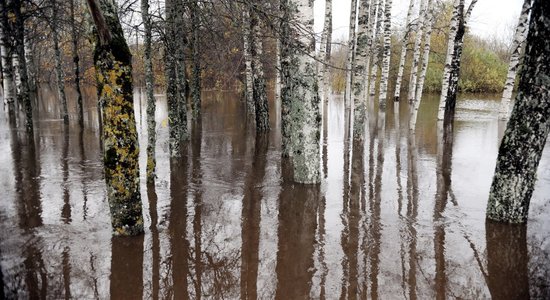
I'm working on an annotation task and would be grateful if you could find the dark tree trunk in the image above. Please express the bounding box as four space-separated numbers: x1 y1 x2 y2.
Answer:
13 0 33 134
70 0 84 127
249 7 270 132
486 0 550 223
86 0 144 235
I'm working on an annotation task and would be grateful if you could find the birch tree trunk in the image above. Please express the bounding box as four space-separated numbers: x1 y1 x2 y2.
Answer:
165 0 187 156
250 7 270 132
0 7 15 113
190 0 201 120
407 0 427 103
410 1 434 130
393 0 415 101
13 0 33 133
141 0 156 182
344 0 358 108
174 0 188 133
368 0 385 99
486 0 550 224
281 0 321 184
86 0 144 235
318 0 332 94
70 0 84 127
352 0 371 138
499 0 531 120
24 36 37 96
242 6 255 115
52 0 69 124
438 0 477 121
378 0 392 108
436 0 461 121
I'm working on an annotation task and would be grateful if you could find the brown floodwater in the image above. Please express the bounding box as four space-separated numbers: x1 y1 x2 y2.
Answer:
1 86 549 299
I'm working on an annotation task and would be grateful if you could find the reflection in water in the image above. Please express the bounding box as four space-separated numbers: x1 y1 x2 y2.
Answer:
1 91 550 298
275 184 319 300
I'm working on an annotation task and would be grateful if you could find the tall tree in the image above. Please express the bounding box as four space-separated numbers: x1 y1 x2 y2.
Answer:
351 0 371 138
318 0 332 93
393 0 415 101
499 0 532 120
407 0 427 103
281 0 321 183
70 0 84 127
242 5 255 115
86 0 144 235
190 0 201 120
0 0 16 116
141 0 156 182
51 0 69 124
378 0 392 108
344 0 357 107
250 5 270 132
367 0 384 100
437 0 478 121
486 0 550 224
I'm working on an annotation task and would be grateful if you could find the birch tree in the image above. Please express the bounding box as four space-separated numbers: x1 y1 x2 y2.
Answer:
344 0 357 107
393 0 415 101
0 2 15 115
51 0 69 124
190 0 201 120
486 0 550 224
86 0 143 235
242 6 255 115
70 0 84 127
250 5 270 132
141 0 156 182
410 0 434 130
318 0 332 93
280 0 321 184
499 0 531 120
437 0 478 121
378 0 392 108
407 0 427 103
351 0 371 138
368 0 385 99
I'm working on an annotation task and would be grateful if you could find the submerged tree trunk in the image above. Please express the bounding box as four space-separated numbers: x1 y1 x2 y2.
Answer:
438 0 477 121
407 0 427 103
0 4 15 114
52 0 69 124
165 0 187 156
13 0 33 133
70 0 84 127
86 0 143 235
282 0 321 184
378 0 392 108
318 0 332 94
351 0 371 138
410 0 434 130
242 6 255 115
368 0 385 99
190 0 201 120
344 0 358 108
250 7 270 132
486 0 550 224
499 0 531 120
141 0 156 182
393 0 415 101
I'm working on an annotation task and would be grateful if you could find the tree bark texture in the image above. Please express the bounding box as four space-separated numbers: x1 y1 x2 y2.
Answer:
87 0 144 235
190 0 201 120
407 0 427 103
0 3 15 113
13 0 33 133
393 0 415 101
250 7 270 132
487 0 550 224
52 0 69 124
141 0 156 182
378 0 392 108
242 6 255 115
318 0 332 95
351 0 371 139
344 0 358 108
499 0 531 120
70 0 84 127
368 0 385 99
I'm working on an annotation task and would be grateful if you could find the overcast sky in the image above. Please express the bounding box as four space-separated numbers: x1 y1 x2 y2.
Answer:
314 0 525 43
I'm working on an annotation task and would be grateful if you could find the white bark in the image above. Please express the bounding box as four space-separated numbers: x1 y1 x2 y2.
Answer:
407 0 427 103
345 0 358 108
352 0 371 138
410 0 433 130
242 6 254 115
378 0 392 107
499 0 531 120
393 0 415 101
0 27 15 106
52 0 69 123
437 0 461 121
318 0 332 96
368 0 385 99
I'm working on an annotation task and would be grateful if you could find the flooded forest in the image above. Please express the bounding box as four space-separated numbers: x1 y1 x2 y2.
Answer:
1 0 549 299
